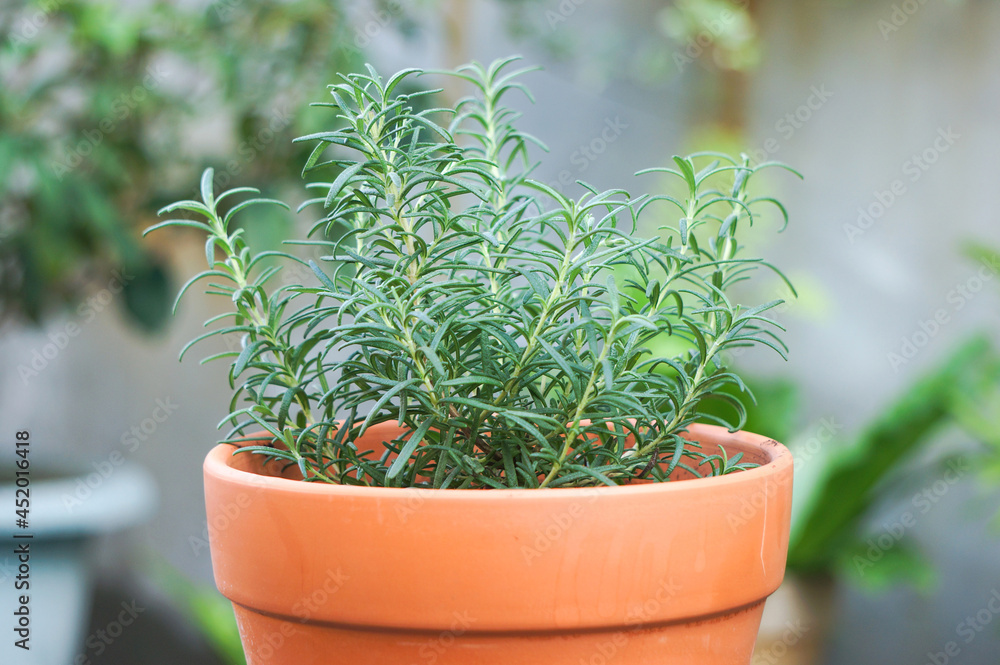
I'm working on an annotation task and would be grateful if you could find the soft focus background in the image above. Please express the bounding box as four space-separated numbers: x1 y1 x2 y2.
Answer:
2 1 1000 663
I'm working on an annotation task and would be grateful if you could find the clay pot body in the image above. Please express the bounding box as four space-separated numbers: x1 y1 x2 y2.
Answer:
204 422 793 664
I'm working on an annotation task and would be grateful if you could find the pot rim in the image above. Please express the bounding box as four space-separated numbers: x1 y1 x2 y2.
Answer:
204 422 791 500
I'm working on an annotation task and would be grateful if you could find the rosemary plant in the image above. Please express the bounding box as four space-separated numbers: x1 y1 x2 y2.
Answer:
148 57 798 489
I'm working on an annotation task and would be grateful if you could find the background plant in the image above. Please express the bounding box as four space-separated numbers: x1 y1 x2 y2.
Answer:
0 0 414 329
785 335 1000 588
149 56 798 489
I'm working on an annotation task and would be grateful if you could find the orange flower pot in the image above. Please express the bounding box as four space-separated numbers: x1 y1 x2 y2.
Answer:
203 422 793 665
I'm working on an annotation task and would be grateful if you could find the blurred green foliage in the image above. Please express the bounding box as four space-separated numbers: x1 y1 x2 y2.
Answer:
709 336 1000 591
790 336 998 587
0 0 380 330
721 335 1000 592
659 0 760 73
952 244 1000 490
153 560 246 665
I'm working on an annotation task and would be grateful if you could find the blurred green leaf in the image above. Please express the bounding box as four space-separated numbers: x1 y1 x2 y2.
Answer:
151 562 246 665
837 540 937 593
788 335 997 575
122 258 173 332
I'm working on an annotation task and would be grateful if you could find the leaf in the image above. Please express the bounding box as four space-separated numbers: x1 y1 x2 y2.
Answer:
277 386 304 430
200 168 216 207
357 380 422 436
672 156 696 190
309 260 337 291
387 418 435 479
223 198 291 227
563 463 617 487
143 219 211 237
233 340 265 378
325 162 366 208
512 266 550 301
156 200 213 217
538 336 581 388
683 320 709 360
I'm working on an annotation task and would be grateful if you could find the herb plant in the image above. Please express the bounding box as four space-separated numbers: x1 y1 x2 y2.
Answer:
148 57 798 489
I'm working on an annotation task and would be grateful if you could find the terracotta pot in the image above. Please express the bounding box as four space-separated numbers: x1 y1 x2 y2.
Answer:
204 422 793 665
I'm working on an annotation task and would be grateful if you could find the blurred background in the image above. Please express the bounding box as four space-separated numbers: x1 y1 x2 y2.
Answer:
2 0 1000 663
